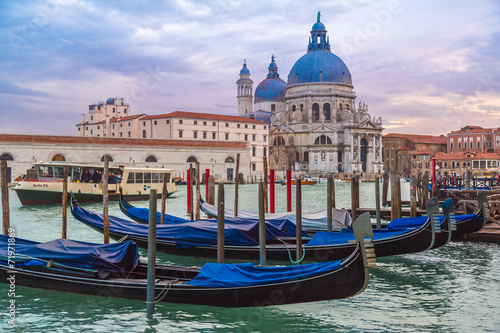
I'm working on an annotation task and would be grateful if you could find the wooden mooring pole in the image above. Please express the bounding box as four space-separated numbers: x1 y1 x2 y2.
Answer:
269 169 275 214
62 166 69 239
375 176 381 229
195 162 201 220
258 181 266 266
351 175 359 221
410 174 417 217
186 168 192 218
382 170 389 205
327 175 333 232
1 160 10 236
263 157 269 213
103 156 110 244
208 175 215 205
286 169 292 212
390 170 398 221
217 183 225 263
205 169 210 202
160 173 168 224
234 154 240 217
146 189 157 318
296 177 302 262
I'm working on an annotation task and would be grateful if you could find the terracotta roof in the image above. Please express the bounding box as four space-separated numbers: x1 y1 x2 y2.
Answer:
448 125 495 135
0 134 247 149
397 146 412 151
143 111 266 124
409 150 431 155
383 133 447 144
433 151 500 160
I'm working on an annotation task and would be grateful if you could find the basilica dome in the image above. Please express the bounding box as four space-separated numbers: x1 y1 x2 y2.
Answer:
287 16 352 86
255 55 286 103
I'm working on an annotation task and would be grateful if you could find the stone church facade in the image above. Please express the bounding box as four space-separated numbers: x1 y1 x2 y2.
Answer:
237 13 384 175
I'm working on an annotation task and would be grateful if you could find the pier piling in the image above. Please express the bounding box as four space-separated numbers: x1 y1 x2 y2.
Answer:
286 169 292 212
62 166 69 239
263 157 269 213
205 169 210 202
382 170 389 205
296 178 302 263
270 169 275 213
258 181 266 267
160 173 168 224
208 175 215 205
217 183 225 263
1 160 10 236
186 168 192 218
375 176 381 229
234 154 240 217
195 162 201 220
146 189 157 318
351 176 359 221
103 156 109 244
327 175 333 232
410 175 417 217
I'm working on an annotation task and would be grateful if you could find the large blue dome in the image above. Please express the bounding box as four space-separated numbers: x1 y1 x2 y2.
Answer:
255 77 287 103
287 51 352 85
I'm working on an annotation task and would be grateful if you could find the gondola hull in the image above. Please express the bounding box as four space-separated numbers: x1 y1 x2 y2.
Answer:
0 252 366 307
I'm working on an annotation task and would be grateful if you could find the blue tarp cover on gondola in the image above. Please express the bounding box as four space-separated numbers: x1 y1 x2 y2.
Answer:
306 227 416 247
0 235 139 271
187 260 342 288
385 213 476 230
122 200 308 238
73 205 305 248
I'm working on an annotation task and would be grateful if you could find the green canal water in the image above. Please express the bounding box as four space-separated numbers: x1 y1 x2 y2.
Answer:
1 183 499 332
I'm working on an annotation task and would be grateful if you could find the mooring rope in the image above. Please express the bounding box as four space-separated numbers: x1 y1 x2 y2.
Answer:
276 237 306 264
145 279 179 304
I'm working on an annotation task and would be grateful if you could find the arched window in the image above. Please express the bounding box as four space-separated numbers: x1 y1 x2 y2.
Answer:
314 135 332 145
304 151 309 162
312 103 320 121
339 103 343 110
225 157 235 163
100 155 114 162
143 130 147 138
292 105 296 112
146 155 157 163
52 154 66 161
187 156 198 163
0 153 14 161
273 137 285 146
324 103 331 121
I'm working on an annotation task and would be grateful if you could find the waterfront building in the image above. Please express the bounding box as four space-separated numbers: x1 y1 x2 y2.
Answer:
432 151 500 177
0 134 252 183
382 133 447 176
239 14 384 175
77 99 269 175
447 125 496 154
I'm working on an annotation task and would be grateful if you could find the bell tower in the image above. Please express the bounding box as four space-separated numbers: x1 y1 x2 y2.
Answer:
236 60 253 116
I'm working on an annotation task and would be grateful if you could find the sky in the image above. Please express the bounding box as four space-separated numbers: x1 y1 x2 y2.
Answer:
0 0 499 137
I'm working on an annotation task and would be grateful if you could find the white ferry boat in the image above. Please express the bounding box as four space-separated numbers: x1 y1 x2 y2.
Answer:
13 162 177 205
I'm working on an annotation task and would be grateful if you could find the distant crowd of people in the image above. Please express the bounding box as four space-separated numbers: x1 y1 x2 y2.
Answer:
80 169 121 184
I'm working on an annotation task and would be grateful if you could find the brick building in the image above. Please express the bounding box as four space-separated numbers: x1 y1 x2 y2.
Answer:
382 133 447 175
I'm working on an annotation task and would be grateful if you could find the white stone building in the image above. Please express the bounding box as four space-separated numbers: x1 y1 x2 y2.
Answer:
0 134 253 183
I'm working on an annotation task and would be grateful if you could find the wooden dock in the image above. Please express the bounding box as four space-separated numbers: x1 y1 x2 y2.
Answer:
465 222 500 243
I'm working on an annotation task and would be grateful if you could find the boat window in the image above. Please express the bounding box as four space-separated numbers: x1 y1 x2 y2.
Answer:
152 173 159 183
37 166 54 178
72 167 82 182
135 172 143 183
54 167 65 179
127 172 135 184
144 172 152 183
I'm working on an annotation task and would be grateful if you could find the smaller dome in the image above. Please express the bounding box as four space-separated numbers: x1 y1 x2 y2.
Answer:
240 61 250 75
254 77 287 103
312 21 325 31
106 98 114 104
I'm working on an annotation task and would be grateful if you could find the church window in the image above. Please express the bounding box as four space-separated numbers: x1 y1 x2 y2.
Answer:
292 105 296 112
312 103 320 121
304 151 309 162
339 103 343 110
324 103 331 120
300 104 304 111
274 137 285 146
271 104 276 112
346 104 350 110
314 135 332 145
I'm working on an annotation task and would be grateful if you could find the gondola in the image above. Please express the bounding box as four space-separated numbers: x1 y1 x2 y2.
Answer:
71 195 443 262
0 213 375 307
119 191 351 232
